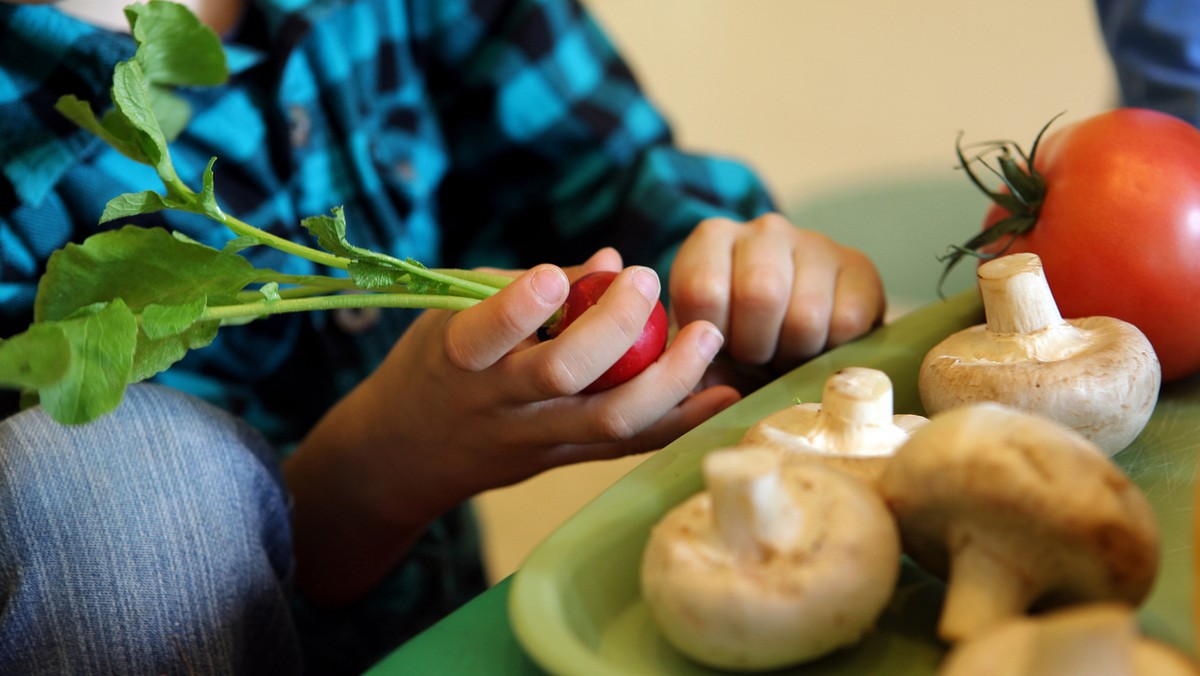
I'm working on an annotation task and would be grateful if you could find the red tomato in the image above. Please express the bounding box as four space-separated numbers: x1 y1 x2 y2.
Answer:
965 108 1200 382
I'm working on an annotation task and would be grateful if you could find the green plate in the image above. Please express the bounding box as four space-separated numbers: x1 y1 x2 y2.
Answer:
508 289 1199 675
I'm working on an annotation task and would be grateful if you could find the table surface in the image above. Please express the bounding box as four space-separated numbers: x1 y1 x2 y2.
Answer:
364 576 541 675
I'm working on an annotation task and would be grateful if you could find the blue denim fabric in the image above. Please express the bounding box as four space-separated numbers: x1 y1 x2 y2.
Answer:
0 384 302 675
1097 0 1200 124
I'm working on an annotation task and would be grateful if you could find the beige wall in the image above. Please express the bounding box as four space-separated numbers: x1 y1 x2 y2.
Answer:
588 1 1118 309
587 0 1116 202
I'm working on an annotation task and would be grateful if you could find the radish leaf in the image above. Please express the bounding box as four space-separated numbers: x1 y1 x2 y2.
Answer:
36 301 139 425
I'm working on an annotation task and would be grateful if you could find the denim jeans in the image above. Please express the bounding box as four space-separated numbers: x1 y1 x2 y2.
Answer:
0 384 303 674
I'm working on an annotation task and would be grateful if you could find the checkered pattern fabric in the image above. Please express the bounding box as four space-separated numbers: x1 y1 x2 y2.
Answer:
0 1 775 668
0 0 775 433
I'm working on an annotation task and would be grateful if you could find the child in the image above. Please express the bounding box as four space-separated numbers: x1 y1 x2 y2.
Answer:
0 0 884 673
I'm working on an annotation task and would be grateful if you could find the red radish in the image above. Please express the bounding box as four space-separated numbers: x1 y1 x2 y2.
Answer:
542 271 669 393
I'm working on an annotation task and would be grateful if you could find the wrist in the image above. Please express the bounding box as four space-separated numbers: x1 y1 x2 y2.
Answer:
282 379 444 605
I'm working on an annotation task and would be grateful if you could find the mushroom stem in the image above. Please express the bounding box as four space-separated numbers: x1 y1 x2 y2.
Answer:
939 530 1037 642
704 449 801 561
938 604 1194 676
822 367 894 428
815 367 905 451
1025 604 1137 674
978 253 1064 335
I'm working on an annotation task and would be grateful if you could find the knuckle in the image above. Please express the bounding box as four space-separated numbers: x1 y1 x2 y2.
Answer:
529 355 583 397
782 297 831 346
442 314 482 371
734 266 791 313
671 275 726 318
694 216 736 239
729 339 772 366
495 300 532 338
588 407 639 442
839 246 876 274
828 301 877 346
748 212 790 234
654 362 702 400
443 338 473 371
612 302 649 340
445 297 539 372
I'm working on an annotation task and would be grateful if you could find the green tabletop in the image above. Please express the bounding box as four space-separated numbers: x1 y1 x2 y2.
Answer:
363 576 542 675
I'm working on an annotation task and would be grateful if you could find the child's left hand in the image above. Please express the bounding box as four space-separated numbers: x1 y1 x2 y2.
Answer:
669 212 885 379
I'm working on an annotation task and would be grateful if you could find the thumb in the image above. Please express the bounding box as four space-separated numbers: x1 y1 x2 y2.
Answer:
443 264 569 371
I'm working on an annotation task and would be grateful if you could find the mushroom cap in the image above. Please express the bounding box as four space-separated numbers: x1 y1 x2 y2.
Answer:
739 404 924 487
740 367 928 487
938 603 1199 676
641 454 901 671
880 403 1160 613
919 313 1161 456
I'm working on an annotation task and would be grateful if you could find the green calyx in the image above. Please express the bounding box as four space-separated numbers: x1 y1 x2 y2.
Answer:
937 112 1064 296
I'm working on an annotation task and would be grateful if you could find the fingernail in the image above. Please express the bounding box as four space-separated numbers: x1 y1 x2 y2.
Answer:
632 267 660 301
698 326 724 362
532 268 566 304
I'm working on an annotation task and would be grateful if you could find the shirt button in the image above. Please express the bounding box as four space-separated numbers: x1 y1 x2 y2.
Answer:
333 305 381 335
393 160 415 182
287 104 311 148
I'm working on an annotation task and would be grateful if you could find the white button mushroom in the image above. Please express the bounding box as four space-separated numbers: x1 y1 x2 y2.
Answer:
878 403 1160 644
641 447 902 671
919 252 1160 455
939 603 1199 676
739 367 928 487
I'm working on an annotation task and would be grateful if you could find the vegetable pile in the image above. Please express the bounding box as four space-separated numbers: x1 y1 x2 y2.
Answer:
643 380 1180 673
941 109 1200 382
0 1 665 425
642 245 1180 671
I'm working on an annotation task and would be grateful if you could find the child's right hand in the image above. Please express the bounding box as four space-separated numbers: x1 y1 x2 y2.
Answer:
284 249 739 606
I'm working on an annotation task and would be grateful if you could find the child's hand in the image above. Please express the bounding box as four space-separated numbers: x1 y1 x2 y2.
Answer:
285 251 739 605
669 213 885 375
365 261 733 502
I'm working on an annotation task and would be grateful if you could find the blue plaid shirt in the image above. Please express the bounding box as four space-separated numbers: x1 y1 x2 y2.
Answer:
0 0 774 670
0 0 775 434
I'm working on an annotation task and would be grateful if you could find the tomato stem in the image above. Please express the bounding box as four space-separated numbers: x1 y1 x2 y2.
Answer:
937 112 1066 298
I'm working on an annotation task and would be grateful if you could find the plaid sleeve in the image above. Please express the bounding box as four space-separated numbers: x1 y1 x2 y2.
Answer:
412 0 776 277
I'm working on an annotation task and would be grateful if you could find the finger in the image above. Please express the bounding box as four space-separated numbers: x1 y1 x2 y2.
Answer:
668 217 736 334
827 248 886 347
472 266 521 278
555 320 728 445
575 247 624 279
475 247 623 281
514 321 736 460
555 247 624 285
443 264 568 371
772 232 839 367
539 384 741 466
504 266 662 399
726 218 795 364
